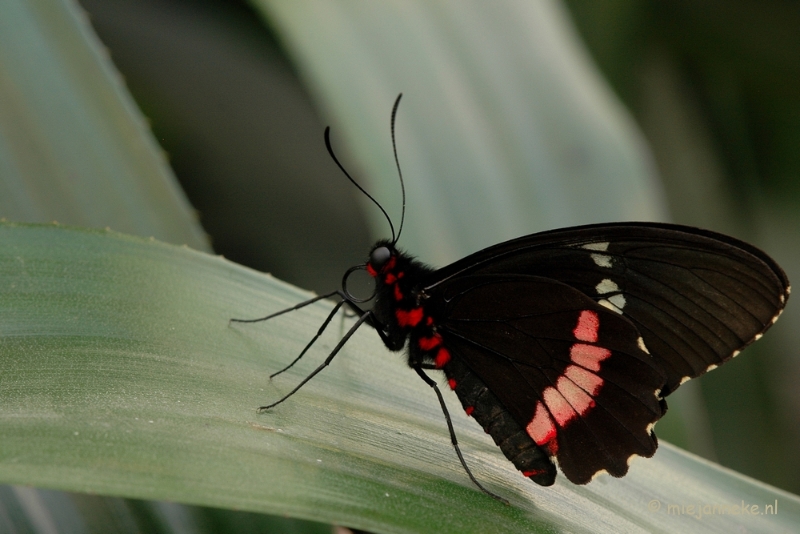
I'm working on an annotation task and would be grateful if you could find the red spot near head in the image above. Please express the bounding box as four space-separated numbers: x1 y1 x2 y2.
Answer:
396 307 424 327
397 271 404 278
465 406 475 416
426 316 433 326
448 378 457 390
434 347 451 368
365 263 377 277
384 256 397 271
394 283 403 301
418 333 442 351
385 273 397 284
573 310 600 342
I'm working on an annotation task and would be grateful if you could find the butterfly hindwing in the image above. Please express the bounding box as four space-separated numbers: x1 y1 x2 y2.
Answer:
429 274 667 484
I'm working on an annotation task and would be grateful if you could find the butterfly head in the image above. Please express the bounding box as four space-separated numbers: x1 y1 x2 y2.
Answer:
365 241 396 277
341 241 397 303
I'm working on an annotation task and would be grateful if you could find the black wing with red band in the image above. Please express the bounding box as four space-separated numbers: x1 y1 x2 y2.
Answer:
431 275 666 484
418 223 788 484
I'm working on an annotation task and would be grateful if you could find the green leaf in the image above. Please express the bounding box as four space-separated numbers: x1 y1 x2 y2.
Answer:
0 0 208 251
2 223 798 533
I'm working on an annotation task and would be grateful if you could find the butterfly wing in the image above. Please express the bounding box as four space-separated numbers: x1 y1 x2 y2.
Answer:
430 274 667 484
424 223 789 395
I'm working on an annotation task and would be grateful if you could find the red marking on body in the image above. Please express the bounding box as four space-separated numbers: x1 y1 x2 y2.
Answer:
425 316 433 326
366 263 377 277
418 333 442 351
573 310 600 342
527 402 557 446
385 273 397 284
465 406 474 416
385 257 396 271
393 283 403 301
556 376 595 416
434 347 451 368
397 271 404 278
522 469 545 477
396 307 424 327
448 378 457 390
570 343 611 371
564 364 603 395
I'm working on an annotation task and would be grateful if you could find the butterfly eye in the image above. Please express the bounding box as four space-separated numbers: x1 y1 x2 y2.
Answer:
370 246 392 268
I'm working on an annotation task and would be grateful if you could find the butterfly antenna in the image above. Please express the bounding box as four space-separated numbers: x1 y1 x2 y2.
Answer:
325 127 396 244
390 93 406 246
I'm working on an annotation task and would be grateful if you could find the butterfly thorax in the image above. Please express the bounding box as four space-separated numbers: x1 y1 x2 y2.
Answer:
364 241 444 367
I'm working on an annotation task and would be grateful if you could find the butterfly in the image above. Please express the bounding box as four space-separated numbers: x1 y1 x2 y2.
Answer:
232 95 790 503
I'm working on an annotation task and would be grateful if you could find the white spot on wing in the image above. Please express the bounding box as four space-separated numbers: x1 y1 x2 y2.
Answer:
679 376 691 386
598 299 623 314
646 421 656 434
595 279 619 294
590 253 613 268
637 337 650 354
732 350 741 358
706 364 718 372
754 333 763 341
582 242 609 251
608 294 626 310
590 468 609 481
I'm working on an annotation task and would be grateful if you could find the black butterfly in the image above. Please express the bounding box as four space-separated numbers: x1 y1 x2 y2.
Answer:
232 95 790 503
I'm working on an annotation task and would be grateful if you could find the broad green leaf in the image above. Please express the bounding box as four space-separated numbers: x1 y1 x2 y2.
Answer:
0 0 208 251
1 223 798 533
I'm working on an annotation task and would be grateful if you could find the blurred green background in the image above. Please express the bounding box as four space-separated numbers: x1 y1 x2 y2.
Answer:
1 0 799 531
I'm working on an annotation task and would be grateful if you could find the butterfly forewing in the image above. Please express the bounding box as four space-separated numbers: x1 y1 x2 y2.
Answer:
423 223 789 395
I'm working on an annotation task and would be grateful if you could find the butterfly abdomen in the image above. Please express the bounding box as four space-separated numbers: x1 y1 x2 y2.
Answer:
444 357 557 486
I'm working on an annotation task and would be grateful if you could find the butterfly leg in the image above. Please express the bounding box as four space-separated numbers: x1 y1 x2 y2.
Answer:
414 367 510 505
229 290 342 324
340 300 402 351
258 310 373 413
232 291 370 377
268 300 348 378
